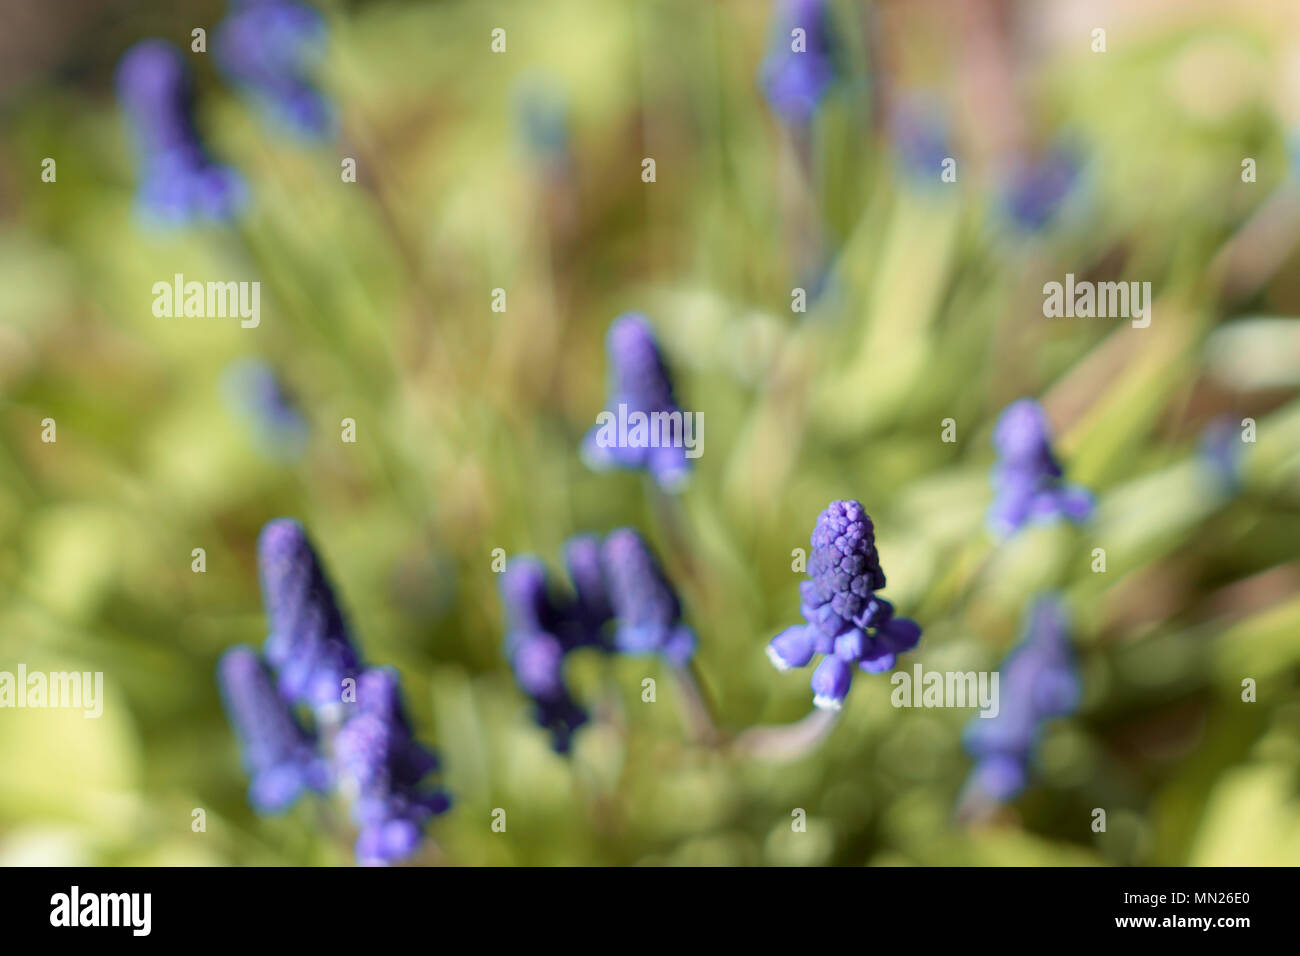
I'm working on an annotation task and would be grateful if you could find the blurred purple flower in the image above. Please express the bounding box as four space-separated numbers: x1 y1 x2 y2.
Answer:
1199 415 1245 493
500 547 613 753
222 358 308 461
116 39 245 225
217 645 329 813
1001 146 1080 232
987 399 1093 538
759 0 837 126
963 596 1080 802
333 668 450 865
601 528 696 666
767 500 920 709
258 518 362 709
582 314 692 492
215 0 334 140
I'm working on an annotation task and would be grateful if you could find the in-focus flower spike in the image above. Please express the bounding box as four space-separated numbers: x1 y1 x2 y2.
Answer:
582 314 692 493
333 668 450 866
759 0 838 127
222 358 309 461
987 398 1093 539
767 500 921 710
217 645 329 813
116 39 245 225
257 518 362 710
1001 146 1080 233
601 529 696 666
214 0 334 140
962 597 1080 803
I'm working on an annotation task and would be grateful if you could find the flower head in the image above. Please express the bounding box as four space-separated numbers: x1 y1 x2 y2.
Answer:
1001 147 1080 232
333 668 450 865
582 314 691 492
217 645 329 813
116 39 245 225
767 500 921 709
215 0 334 140
759 0 837 126
257 518 362 710
987 399 1093 538
601 529 695 666
963 597 1080 802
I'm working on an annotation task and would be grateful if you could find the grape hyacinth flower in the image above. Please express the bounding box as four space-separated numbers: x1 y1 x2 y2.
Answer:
962 597 1081 803
987 399 1093 539
767 500 920 710
333 668 450 866
1001 146 1080 232
215 0 334 140
1199 415 1245 494
217 645 330 813
582 314 693 493
759 0 838 127
116 39 245 225
601 529 696 666
500 550 611 752
222 358 309 462
258 518 361 711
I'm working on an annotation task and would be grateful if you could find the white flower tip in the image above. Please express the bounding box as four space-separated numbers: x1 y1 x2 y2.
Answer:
766 644 792 672
812 694 843 711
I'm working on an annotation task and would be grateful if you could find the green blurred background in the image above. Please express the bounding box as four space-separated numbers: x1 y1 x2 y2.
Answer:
1 0 1299 865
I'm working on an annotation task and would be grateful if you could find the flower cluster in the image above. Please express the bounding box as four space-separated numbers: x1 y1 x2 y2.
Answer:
767 500 921 710
759 0 838 126
962 597 1080 802
115 40 245 225
215 0 334 140
500 529 693 751
218 518 449 865
582 314 692 492
987 399 1093 538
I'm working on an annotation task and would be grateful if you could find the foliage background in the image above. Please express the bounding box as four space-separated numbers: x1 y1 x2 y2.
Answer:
1 0 1299 866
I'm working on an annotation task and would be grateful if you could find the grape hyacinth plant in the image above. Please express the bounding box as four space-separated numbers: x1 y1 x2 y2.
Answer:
217 645 330 813
987 398 1093 539
215 0 335 140
218 518 449 865
759 0 838 127
767 500 921 710
1001 146 1081 233
582 314 693 493
116 39 245 225
500 551 610 752
962 597 1081 804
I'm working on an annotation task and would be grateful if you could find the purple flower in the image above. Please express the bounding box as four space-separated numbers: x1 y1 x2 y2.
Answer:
217 645 329 813
963 597 1080 802
582 314 692 493
334 668 450 866
759 0 837 126
257 518 362 709
116 40 245 225
601 529 695 666
890 95 952 184
222 359 308 461
500 531 695 751
215 0 334 140
1200 415 1244 493
1001 147 1080 232
499 547 612 753
987 399 1093 538
767 500 921 710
